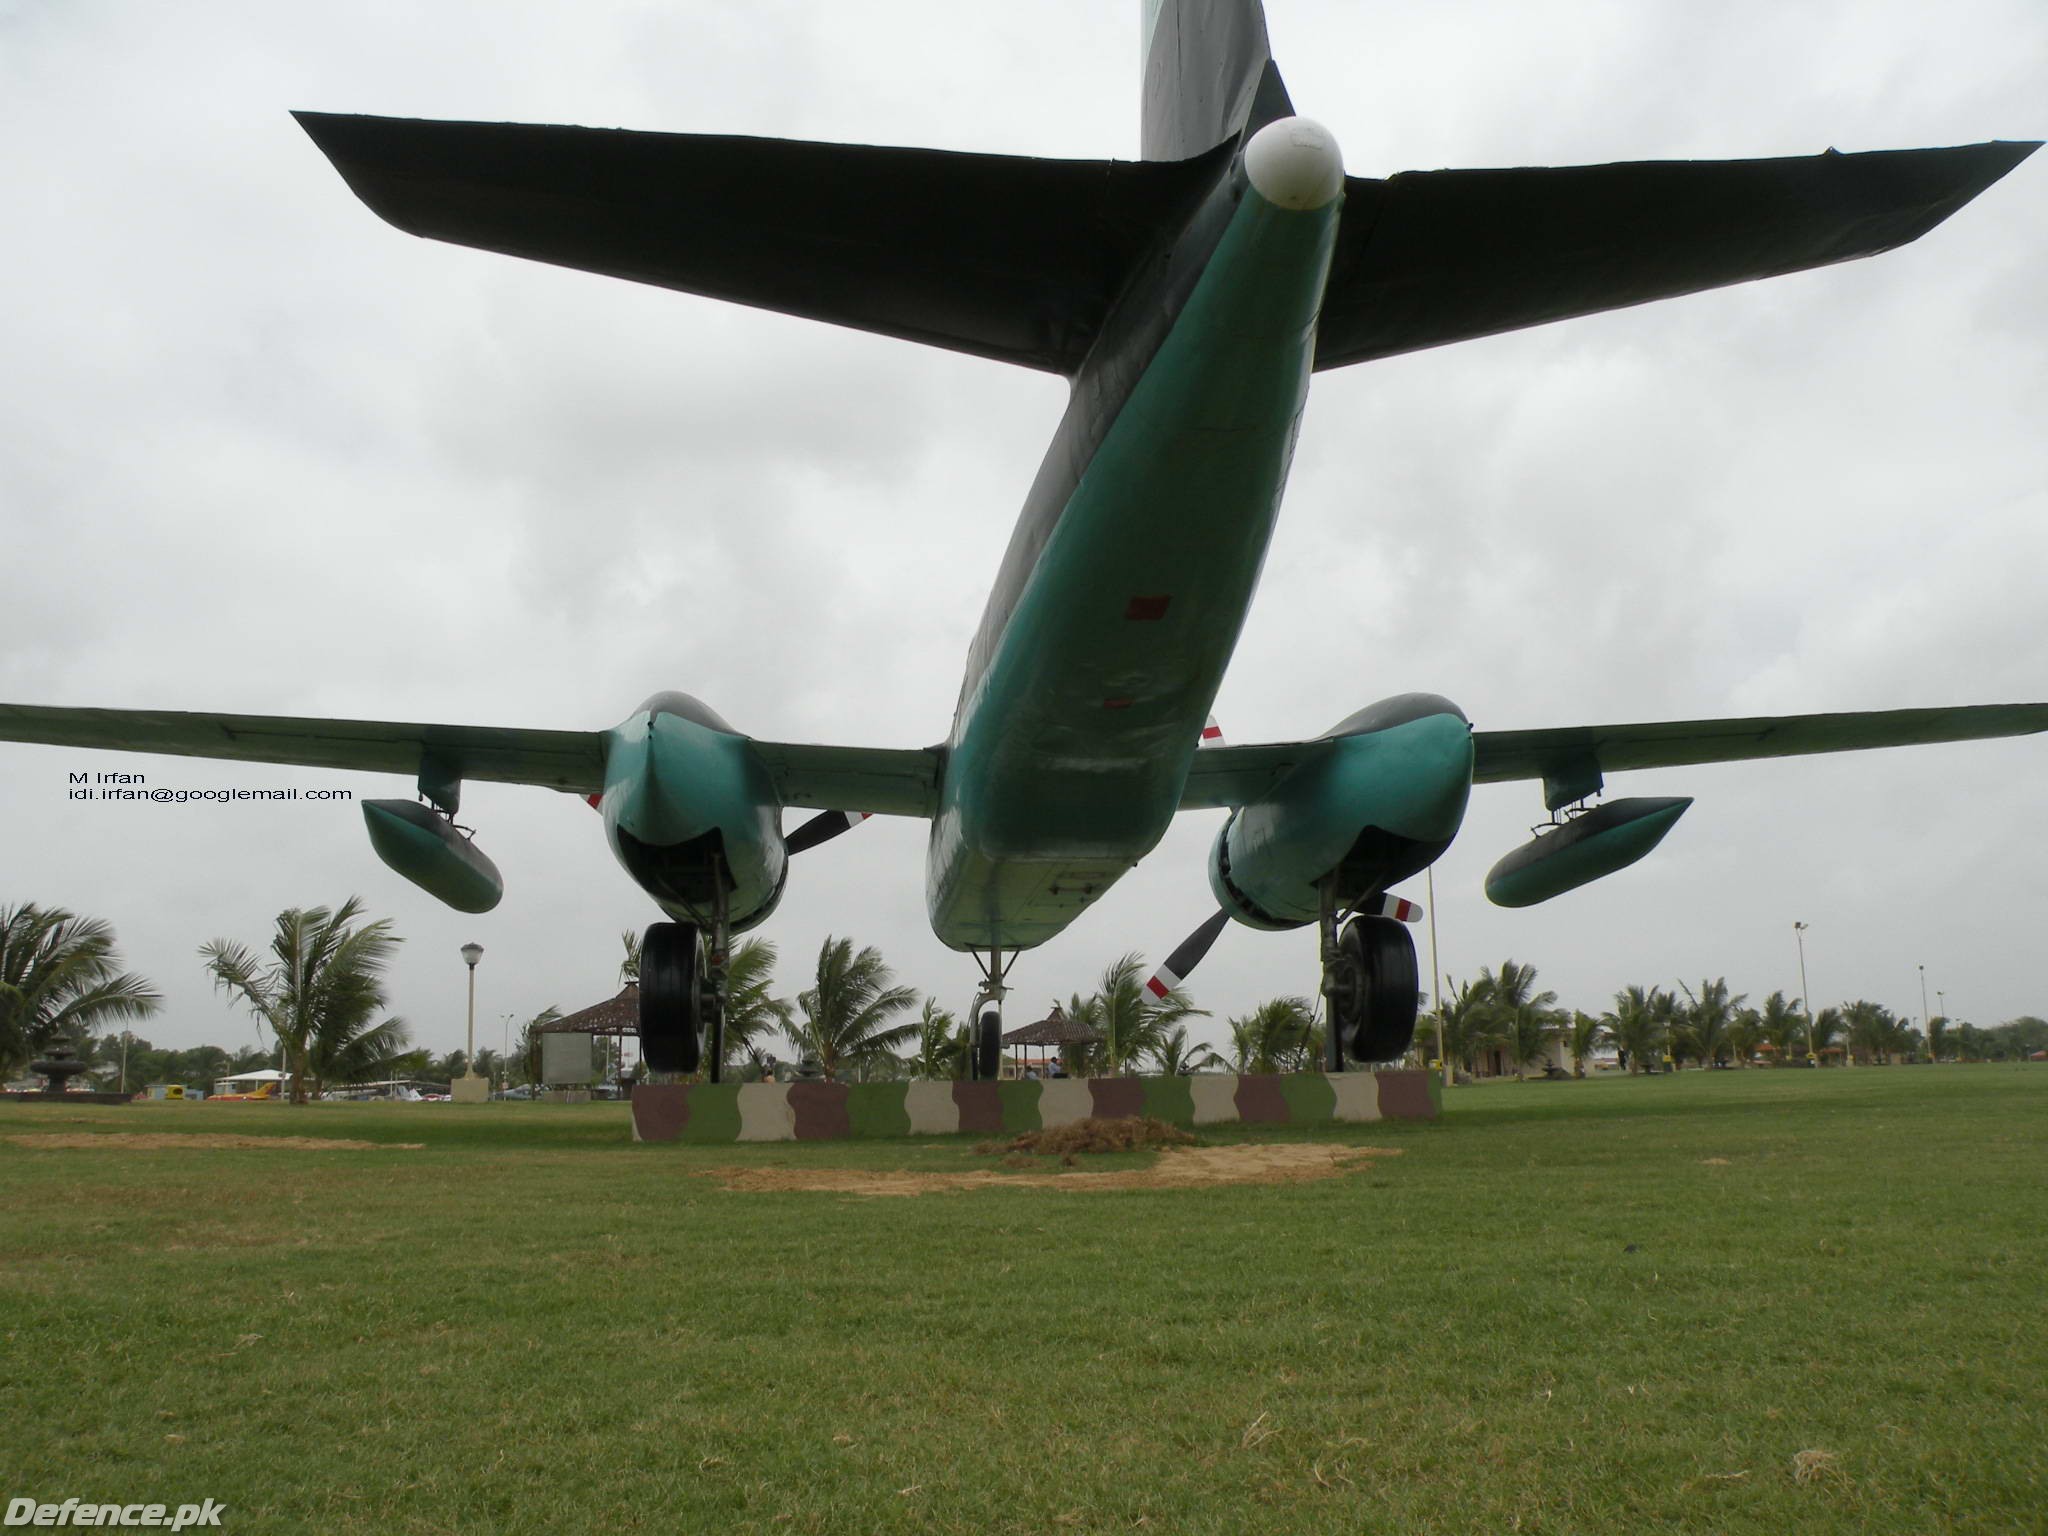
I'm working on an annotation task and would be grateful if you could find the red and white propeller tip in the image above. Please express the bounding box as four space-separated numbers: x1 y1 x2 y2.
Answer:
1145 909 1229 998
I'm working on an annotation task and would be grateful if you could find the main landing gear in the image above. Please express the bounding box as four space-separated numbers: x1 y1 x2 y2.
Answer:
639 871 731 1081
1318 879 1419 1071
967 946 1013 1082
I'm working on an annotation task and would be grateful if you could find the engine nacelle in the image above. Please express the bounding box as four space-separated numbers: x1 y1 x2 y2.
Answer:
1208 694 1473 929
1484 796 1692 907
601 692 787 932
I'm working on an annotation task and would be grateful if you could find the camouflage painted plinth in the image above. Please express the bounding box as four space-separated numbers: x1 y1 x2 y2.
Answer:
631 1070 1438 1144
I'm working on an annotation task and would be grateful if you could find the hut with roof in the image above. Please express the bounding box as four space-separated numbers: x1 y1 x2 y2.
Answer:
1000 1004 1102 1079
536 983 640 1093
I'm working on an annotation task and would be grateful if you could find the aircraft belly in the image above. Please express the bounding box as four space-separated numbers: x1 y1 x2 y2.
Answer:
929 182 1341 952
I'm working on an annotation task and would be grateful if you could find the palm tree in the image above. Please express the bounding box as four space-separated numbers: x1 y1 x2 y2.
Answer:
787 937 919 1080
618 929 641 984
1756 991 1807 1062
1727 1007 1763 1068
1809 1005 1846 1064
200 898 410 1104
1059 990 1104 1077
1225 997 1316 1074
1926 1014 1952 1063
1089 954 1204 1075
1566 1010 1607 1077
1478 959 1561 1077
1679 978 1746 1068
717 937 794 1071
0 903 163 1078
1434 975 1500 1079
909 999 966 1080
1503 1001 1564 1078
1842 999 1902 1065
1149 1023 1225 1076
1603 984 1668 1075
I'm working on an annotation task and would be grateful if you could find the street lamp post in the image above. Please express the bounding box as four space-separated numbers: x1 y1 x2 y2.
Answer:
1918 963 1931 1036
1794 921 1816 1066
457 942 486 1102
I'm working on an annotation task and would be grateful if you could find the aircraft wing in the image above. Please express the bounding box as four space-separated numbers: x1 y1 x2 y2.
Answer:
0 702 946 817
294 112 1225 377
1472 703 2048 787
1316 140 2040 370
0 703 605 794
1178 703 2048 811
1179 741 1335 809
746 741 941 818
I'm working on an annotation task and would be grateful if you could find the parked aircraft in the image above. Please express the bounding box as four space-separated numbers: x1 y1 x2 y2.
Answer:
1 1 2039 1080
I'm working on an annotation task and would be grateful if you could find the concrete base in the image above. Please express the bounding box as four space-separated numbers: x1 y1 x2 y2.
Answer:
632 1070 1439 1144
450 1075 489 1104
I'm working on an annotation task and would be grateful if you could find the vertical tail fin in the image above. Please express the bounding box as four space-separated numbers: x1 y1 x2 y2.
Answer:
1141 0 1293 161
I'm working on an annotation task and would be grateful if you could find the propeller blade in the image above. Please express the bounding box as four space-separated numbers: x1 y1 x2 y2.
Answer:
1199 714 1224 748
1357 892 1424 923
785 808 872 856
1146 909 1229 997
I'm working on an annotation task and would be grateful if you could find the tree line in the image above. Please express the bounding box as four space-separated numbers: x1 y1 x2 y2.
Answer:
9 898 2047 1096
1425 960 2048 1077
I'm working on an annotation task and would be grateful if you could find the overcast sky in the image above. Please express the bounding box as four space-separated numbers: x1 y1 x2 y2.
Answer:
2 0 2042 1066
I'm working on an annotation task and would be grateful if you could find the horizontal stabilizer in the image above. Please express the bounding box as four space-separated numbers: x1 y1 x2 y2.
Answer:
0 703 605 793
295 112 1224 375
1317 140 2039 369
1473 703 2048 785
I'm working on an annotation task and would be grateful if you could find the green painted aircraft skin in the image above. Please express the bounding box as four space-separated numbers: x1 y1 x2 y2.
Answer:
1484 798 1692 909
603 709 786 932
360 800 503 914
927 181 1341 951
1209 711 1475 929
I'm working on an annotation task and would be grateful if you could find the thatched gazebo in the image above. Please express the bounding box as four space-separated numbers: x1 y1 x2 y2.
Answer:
1001 1004 1102 1078
541 984 640 1039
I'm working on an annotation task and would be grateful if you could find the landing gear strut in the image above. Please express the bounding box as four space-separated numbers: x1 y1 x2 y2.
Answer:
1318 879 1420 1070
968 946 1014 1082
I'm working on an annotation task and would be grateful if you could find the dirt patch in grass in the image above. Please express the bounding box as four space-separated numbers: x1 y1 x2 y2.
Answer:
704 1141 1401 1197
5 1133 422 1152
975 1116 1200 1159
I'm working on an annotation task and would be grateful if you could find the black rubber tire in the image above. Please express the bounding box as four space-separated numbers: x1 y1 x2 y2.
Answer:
1344 915 1420 1063
639 923 701 1074
975 1008 1001 1082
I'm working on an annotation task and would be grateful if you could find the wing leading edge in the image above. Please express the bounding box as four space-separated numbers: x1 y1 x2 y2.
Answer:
0 702 943 818
1181 703 2048 812
0 703 607 794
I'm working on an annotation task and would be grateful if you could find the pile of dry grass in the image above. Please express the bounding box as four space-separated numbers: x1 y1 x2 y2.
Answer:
975 1116 1199 1161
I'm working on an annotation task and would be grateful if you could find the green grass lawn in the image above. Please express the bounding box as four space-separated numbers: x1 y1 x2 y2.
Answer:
3 1067 2043 1534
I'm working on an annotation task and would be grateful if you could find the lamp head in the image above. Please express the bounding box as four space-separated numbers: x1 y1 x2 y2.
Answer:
461 942 484 968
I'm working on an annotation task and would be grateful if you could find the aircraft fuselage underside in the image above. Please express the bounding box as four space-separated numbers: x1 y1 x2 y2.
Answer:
926 126 1342 952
